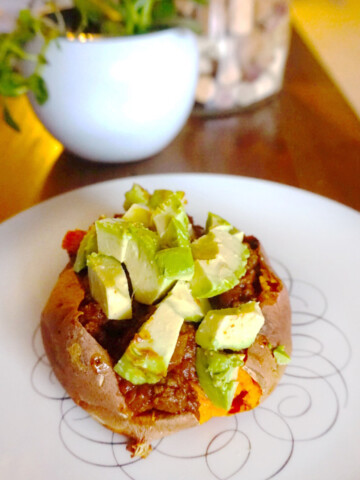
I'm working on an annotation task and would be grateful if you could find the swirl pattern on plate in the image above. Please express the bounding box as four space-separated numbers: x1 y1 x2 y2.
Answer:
31 258 351 479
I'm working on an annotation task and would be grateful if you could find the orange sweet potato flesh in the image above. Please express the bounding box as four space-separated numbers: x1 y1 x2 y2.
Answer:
41 245 291 446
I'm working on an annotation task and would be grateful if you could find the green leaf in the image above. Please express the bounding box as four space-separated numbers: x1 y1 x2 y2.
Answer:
3 105 21 132
28 74 48 104
0 69 28 97
152 0 176 23
37 53 48 66
100 20 126 36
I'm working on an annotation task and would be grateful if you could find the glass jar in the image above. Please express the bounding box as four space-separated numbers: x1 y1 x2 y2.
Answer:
177 0 291 116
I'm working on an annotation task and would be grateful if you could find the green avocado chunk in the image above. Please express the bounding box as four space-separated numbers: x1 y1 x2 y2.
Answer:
96 218 173 305
87 253 131 320
122 203 152 228
123 184 150 210
114 299 184 384
205 212 243 237
148 189 185 209
160 217 191 248
196 348 245 410
155 246 194 281
273 345 291 365
195 302 265 351
190 229 250 298
151 191 189 239
165 280 210 322
95 218 133 263
73 225 98 273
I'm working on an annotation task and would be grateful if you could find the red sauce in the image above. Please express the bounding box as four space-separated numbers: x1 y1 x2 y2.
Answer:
62 229 86 256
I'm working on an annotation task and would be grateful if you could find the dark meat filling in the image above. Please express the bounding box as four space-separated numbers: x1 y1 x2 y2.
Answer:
212 235 282 309
117 323 199 416
78 275 199 418
76 234 280 419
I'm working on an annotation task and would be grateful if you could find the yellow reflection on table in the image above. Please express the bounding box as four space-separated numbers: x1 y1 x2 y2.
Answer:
0 96 63 222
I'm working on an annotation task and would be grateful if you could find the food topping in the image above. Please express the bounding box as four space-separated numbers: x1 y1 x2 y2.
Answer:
68 184 288 418
62 229 87 257
96 218 174 305
195 349 245 410
214 235 282 308
271 344 291 365
114 297 185 385
195 302 265 351
87 253 132 320
74 225 97 273
190 228 250 298
164 281 210 323
118 323 199 417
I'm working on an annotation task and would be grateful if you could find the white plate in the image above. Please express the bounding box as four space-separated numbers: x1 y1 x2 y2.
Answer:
1 173 359 480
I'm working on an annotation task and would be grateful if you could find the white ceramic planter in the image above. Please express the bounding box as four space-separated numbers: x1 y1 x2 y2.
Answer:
23 28 199 163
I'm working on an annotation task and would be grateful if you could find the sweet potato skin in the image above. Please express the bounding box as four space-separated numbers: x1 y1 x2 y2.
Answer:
243 248 292 401
41 248 291 443
41 266 198 443
244 286 292 400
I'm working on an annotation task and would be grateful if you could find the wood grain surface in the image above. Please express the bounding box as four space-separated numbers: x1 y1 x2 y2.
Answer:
0 30 359 223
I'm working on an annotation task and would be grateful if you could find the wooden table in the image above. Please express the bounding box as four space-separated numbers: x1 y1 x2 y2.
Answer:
1 30 359 223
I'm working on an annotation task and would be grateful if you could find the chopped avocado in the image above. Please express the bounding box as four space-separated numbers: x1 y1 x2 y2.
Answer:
96 218 176 305
122 204 152 228
123 184 150 210
148 189 185 209
155 247 194 281
165 280 210 322
205 212 244 242
73 225 98 273
196 348 245 410
160 217 191 248
121 225 173 304
87 253 131 320
191 233 219 260
151 191 189 238
273 345 291 365
95 218 132 262
114 300 184 384
195 302 265 351
190 229 250 298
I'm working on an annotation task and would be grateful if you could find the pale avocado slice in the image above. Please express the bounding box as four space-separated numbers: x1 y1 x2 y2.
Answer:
160 217 191 248
95 218 132 263
205 212 244 242
195 302 265 351
190 229 250 298
273 345 291 365
123 184 150 210
114 300 184 384
96 218 171 304
87 253 132 320
122 204 152 228
155 246 194 281
148 189 185 209
151 191 189 238
123 228 174 304
196 348 245 410
73 224 98 273
165 280 210 322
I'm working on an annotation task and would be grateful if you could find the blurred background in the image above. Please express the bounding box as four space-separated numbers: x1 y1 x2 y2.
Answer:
291 0 360 119
1 0 359 119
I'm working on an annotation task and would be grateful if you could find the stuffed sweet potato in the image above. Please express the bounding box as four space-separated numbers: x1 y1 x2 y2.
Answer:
41 185 291 456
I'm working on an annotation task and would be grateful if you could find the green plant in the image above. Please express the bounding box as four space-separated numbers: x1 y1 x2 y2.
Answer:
0 0 204 130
